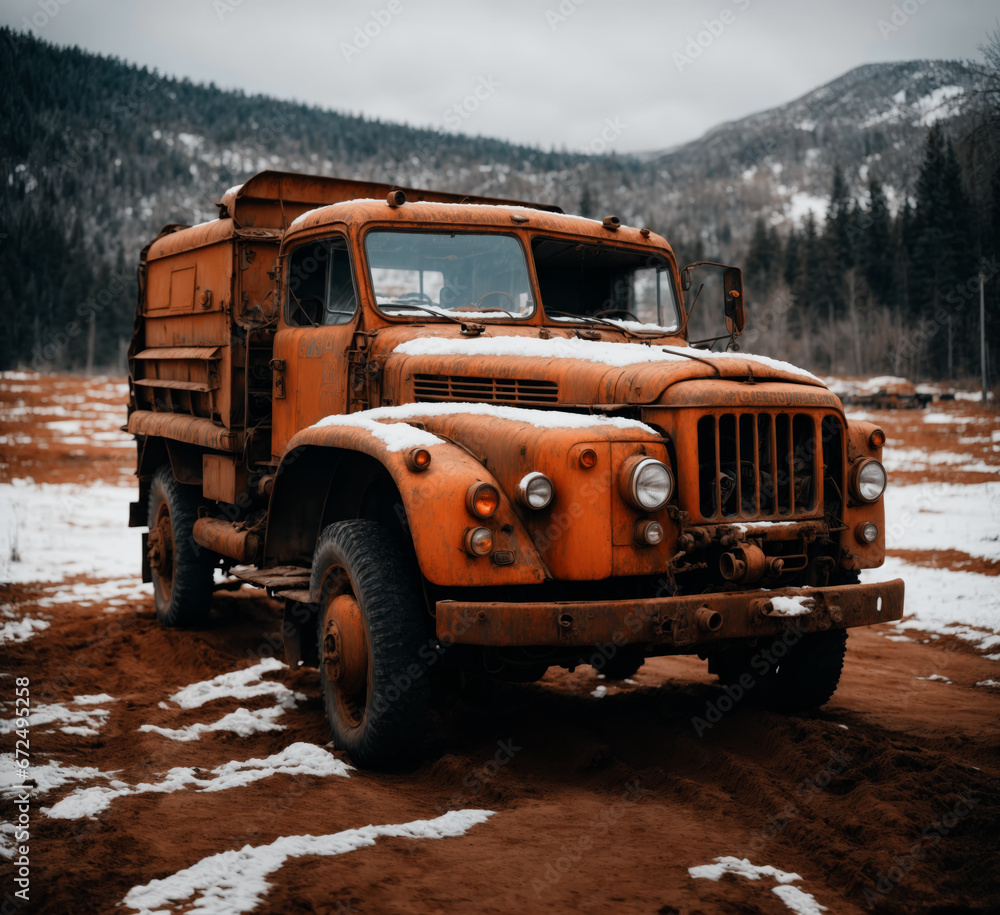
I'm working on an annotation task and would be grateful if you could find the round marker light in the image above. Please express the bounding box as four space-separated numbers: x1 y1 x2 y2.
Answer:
579 448 598 469
467 482 499 518
517 472 554 510
619 457 673 511
407 448 431 471
635 520 665 546
856 522 879 544
869 429 886 449
852 459 887 503
464 527 493 556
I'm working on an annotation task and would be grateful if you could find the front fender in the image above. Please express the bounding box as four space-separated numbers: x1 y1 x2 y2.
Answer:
266 422 549 587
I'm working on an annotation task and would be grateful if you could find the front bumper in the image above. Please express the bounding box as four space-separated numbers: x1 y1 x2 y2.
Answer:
436 578 905 649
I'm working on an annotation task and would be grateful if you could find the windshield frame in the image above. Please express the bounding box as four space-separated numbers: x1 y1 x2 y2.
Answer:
361 226 537 323
530 233 684 334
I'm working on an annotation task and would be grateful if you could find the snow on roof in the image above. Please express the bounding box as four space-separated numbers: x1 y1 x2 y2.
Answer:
393 335 821 382
312 402 659 440
289 206 326 228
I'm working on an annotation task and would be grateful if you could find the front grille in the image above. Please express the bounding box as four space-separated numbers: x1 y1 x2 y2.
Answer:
413 374 559 404
697 412 820 520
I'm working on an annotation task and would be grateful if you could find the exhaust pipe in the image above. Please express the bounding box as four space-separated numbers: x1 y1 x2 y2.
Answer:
193 517 258 563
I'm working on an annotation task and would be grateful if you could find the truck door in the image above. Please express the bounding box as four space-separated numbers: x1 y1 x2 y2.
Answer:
271 233 359 459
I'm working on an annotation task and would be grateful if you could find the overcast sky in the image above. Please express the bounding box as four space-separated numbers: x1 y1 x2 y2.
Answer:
3 0 996 153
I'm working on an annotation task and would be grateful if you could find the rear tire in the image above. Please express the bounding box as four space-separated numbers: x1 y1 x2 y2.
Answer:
147 464 214 627
312 520 430 768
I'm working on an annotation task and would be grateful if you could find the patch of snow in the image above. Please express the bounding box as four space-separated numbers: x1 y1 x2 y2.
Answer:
120 810 494 915
913 85 965 126
883 482 1000 562
0 609 50 644
863 558 1000 654
785 191 828 227
139 706 288 742
591 685 607 698
74 693 115 705
768 596 814 617
0 481 142 584
0 824 16 860
915 674 951 683
689 856 802 884
0 755 117 799
976 679 1000 688
167 658 305 710
45 743 351 819
0 700 112 736
311 412 446 453
689 856 827 914
393 336 821 382
314 401 658 441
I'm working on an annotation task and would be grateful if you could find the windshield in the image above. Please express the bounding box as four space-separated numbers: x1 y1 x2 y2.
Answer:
531 236 681 331
366 231 534 319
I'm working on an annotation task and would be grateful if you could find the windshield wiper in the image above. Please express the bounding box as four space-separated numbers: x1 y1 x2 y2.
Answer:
383 302 465 325
544 310 648 339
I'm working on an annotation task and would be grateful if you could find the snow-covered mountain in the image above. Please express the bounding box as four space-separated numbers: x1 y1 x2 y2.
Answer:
643 60 983 237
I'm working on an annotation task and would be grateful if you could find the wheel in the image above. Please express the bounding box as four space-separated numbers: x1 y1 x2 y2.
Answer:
147 464 214 627
601 650 644 681
312 520 430 767
710 628 848 712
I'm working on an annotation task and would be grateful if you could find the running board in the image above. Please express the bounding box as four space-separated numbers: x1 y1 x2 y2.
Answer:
230 565 311 596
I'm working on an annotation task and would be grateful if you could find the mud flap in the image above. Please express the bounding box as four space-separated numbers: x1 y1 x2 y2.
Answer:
283 599 319 668
141 532 152 583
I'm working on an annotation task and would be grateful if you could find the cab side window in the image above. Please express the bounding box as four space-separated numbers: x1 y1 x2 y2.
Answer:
286 236 358 327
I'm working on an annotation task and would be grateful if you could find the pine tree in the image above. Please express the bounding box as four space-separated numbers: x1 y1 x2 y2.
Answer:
858 178 895 310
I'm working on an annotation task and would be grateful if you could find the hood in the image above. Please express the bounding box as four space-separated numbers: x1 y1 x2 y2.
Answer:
374 327 827 407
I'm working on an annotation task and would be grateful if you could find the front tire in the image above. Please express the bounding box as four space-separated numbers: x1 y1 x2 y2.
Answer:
711 628 848 712
147 464 214 627
312 520 430 767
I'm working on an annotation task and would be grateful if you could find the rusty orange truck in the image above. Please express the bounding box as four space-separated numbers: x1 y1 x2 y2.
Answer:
128 171 903 765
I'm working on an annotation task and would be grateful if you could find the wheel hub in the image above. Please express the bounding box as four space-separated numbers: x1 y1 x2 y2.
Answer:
148 512 173 577
322 593 368 695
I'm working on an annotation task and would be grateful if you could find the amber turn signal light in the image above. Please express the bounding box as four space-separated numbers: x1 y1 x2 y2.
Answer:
406 448 431 471
466 482 499 518
579 448 598 469
869 429 885 449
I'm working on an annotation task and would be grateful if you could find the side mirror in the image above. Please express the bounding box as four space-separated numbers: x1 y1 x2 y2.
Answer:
724 267 745 334
681 261 747 339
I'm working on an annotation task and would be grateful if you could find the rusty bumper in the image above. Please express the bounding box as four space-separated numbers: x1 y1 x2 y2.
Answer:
436 578 904 649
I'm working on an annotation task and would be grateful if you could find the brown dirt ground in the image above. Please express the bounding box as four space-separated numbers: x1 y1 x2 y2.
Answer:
2 374 999 915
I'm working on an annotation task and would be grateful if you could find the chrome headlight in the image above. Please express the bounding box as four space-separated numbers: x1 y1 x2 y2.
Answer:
852 459 887 503
517 472 553 509
619 457 673 511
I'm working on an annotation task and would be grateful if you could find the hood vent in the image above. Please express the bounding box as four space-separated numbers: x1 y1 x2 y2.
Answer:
413 374 559 405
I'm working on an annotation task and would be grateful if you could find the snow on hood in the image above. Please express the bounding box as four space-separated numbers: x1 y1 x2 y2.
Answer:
392 335 821 383
311 402 658 444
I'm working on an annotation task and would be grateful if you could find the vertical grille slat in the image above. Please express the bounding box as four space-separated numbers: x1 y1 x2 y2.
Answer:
697 411 824 521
